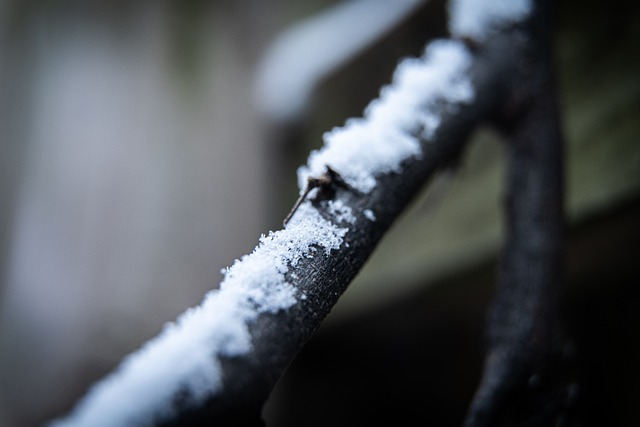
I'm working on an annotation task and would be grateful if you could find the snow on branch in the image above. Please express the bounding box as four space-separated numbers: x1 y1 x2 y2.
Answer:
297 40 473 196
52 38 478 426
49 1 537 425
49 204 344 427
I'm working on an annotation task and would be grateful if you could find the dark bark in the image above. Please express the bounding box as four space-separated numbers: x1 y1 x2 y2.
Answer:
463 3 574 426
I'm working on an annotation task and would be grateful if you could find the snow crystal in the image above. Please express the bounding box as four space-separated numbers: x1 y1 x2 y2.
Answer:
363 209 377 222
298 39 473 194
254 0 423 121
327 199 357 225
49 203 347 427
448 0 533 41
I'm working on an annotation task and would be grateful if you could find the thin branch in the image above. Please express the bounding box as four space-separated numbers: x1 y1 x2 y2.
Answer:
49 7 540 427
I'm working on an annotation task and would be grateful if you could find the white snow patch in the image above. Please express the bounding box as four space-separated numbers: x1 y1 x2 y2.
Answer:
49 204 347 427
327 199 356 225
448 0 533 41
254 0 424 122
363 209 377 222
298 39 474 194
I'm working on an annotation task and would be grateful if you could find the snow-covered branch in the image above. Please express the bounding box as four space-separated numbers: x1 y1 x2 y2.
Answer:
50 0 572 425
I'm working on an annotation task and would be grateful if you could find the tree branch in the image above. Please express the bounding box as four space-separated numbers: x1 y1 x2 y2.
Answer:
50 4 562 426
464 2 574 425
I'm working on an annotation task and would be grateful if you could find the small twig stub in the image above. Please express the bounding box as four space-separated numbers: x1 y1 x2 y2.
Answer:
283 166 353 226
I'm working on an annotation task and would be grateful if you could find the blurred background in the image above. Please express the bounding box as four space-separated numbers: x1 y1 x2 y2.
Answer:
0 0 638 426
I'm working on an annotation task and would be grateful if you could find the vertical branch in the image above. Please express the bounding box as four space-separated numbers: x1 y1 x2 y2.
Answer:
465 3 573 426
